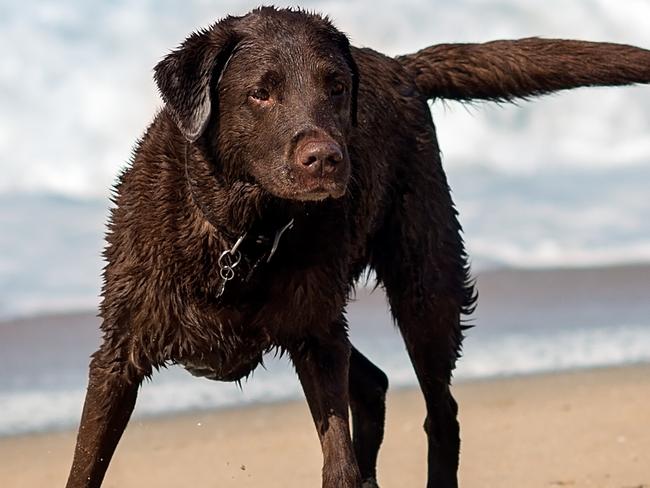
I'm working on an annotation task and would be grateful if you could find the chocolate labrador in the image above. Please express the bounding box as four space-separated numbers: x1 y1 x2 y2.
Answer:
66 7 650 488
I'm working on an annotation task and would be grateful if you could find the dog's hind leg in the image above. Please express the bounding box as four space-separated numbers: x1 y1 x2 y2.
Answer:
380 291 465 488
373 235 469 488
65 334 149 488
370 130 474 488
349 347 389 488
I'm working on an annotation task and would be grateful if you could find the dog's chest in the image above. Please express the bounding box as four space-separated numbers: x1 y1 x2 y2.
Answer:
219 228 350 330
176 312 272 382
174 217 351 380
176 262 347 383
179 348 264 382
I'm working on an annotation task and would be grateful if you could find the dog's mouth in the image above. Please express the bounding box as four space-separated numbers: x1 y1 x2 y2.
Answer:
253 160 349 202
291 178 348 201
251 171 349 202
248 149 350 202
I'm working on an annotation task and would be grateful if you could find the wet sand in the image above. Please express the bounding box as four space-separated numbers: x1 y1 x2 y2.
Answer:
1 364 648 488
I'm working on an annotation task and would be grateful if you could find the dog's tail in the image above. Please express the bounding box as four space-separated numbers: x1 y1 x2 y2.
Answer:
397 38 650 102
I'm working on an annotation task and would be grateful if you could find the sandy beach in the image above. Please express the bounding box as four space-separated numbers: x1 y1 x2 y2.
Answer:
1 364 648 488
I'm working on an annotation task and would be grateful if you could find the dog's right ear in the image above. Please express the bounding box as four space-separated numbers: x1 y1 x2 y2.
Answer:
154 19 239 142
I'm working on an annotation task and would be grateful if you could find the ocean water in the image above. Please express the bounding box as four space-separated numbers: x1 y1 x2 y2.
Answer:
2 305 650 437
3 163 650 320
1 0 650 436
2 0 650 196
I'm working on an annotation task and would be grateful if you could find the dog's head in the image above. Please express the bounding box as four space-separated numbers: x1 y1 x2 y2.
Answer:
154 7 358 202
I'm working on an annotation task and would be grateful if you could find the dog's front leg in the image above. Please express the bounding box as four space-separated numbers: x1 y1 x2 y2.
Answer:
290 326 362 488
65 339 146 488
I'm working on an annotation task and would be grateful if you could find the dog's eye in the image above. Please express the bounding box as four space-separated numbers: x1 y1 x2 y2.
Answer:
330 82 346 97
249 88 270 101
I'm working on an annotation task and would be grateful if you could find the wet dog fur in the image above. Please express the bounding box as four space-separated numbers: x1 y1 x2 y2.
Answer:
66 7 650 488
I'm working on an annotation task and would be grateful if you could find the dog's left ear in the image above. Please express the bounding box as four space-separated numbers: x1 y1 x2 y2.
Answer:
154 18 239 142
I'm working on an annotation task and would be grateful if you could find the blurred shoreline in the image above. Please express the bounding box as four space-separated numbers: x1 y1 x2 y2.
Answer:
1 263 650 437
4 261 649 326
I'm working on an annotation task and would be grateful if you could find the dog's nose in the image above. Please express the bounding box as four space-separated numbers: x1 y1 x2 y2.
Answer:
296 141 343 177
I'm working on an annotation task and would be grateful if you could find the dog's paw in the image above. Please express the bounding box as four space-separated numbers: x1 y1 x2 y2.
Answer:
361 478 380 488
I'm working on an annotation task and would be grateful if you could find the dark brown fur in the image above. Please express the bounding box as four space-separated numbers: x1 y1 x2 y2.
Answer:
66 7 650 488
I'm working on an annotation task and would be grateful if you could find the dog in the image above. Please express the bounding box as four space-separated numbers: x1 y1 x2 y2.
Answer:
65 7 650 487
